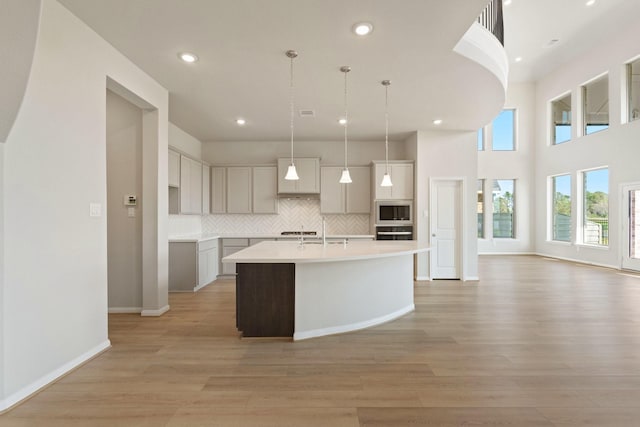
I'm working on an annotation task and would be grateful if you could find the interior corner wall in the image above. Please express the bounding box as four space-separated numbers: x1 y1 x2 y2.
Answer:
1 143 5 402
106 90 143 312
414 130 478 280
478 82 536 254
534 21 640 268
0 0 168 410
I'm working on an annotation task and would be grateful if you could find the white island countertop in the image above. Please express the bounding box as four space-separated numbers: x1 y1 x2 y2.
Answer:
223 240 429 264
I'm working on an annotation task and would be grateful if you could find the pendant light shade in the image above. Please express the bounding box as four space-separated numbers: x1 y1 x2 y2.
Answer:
381 80 393 187
285 50 299 181
339 168 352 184
285 164 299 180
340 65 352 184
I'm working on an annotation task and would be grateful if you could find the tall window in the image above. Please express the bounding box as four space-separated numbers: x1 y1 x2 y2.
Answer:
627 58 640 123
477 179 484 238
551 93 571 144
582 168 609 246
477 128 484 151
492 109 515 150
582 75 609 135
552 175 571 242
493 179 515 238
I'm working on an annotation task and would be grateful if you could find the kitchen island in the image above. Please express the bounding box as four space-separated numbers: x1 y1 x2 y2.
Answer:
222 240 430 340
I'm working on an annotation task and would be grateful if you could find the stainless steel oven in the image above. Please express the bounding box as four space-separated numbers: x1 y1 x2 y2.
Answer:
375 200 413 225
376 225 413 240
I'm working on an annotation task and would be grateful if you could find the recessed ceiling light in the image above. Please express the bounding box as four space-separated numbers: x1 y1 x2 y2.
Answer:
515 56 523 62
503 0 512 5
338 118 347 125
236 118 246 126
352 22 373 36
178 52 198 63
433 119 443 125
586 0 596 6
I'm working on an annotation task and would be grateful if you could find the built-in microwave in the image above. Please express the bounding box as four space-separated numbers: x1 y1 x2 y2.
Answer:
375 200 413 225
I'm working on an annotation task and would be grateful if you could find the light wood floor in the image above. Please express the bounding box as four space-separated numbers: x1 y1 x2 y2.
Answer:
3 255 640 426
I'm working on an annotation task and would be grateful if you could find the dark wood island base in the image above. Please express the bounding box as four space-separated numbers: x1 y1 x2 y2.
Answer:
235 263 295 338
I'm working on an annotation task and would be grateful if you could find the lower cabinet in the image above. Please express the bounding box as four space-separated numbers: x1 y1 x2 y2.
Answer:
169 239 218 291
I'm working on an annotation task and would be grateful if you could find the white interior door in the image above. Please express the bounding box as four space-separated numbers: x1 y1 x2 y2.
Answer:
622 183 640 271
430 179 462 279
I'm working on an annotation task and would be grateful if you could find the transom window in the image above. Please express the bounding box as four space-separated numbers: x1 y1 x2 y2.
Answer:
551 93 571 145
492 109 515 151
627 58 640 123
582 75 609 135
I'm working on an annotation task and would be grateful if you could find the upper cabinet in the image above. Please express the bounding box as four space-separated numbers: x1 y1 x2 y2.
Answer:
277 158 320 194
252 166 279 214
373 162 414 200
210 166 226 214
320 166 370 214
180 155 203 214
202 164 210 215
168 149 180 187
211 165 279 214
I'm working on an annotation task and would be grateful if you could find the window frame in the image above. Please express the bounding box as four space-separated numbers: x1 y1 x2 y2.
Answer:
578 167 609 247
550 174 572 243
477 179 485 239
491 109 516 151
581 74 609 136
550 92 572 145
492 178 516 239
626 57 640 123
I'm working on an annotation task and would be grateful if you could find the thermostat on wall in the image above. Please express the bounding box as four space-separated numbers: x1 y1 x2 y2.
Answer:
124 195 137 206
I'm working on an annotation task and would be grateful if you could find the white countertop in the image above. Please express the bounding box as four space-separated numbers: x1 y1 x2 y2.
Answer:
222 240 429 264
169 233 375 243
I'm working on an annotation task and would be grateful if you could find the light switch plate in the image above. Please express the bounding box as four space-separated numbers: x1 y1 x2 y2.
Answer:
89 203 101 217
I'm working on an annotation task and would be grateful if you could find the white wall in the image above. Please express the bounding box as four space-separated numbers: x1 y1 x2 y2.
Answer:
534 22 640 268
106 91 143 312
202 139 405 166
478 82 536 254
412 130 478 281
169 122 201 160
1 0 169 409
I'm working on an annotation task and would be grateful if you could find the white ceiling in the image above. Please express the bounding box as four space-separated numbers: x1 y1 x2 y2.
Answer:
57 0 640 142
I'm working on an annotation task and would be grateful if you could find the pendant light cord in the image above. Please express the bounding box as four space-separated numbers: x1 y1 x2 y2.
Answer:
343 69 349 170
385 83 389 175
289 54 295 165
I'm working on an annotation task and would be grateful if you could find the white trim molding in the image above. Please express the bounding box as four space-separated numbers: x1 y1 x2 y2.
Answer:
108 307 142 314
141 305 170 317
0 340 111 413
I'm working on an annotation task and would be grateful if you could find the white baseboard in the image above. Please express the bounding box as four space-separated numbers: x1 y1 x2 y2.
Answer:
533 252 617 270
463 276 480 281
415 276 430 281
108 307 142 314
141 305 170 317
193 282 211 292
0 340 111 413
293 304 415 341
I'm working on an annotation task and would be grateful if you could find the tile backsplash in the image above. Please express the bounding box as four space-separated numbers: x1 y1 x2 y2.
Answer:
202 198 371 235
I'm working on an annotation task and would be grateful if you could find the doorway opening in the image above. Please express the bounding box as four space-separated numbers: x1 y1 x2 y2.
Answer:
622 183 640 271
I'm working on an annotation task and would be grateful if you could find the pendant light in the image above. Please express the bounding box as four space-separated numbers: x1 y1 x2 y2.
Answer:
284 50 299 181
339 66 352 184
380 80 393 187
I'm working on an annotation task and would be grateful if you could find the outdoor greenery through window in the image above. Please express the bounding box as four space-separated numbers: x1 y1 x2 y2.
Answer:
477 179 484 238
477 128 484 151
628 58 640 122
582 75 609 135
552 175 571 242
551 93 571 144
582 168 609 246
492 109 515 150
493 179 515 238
